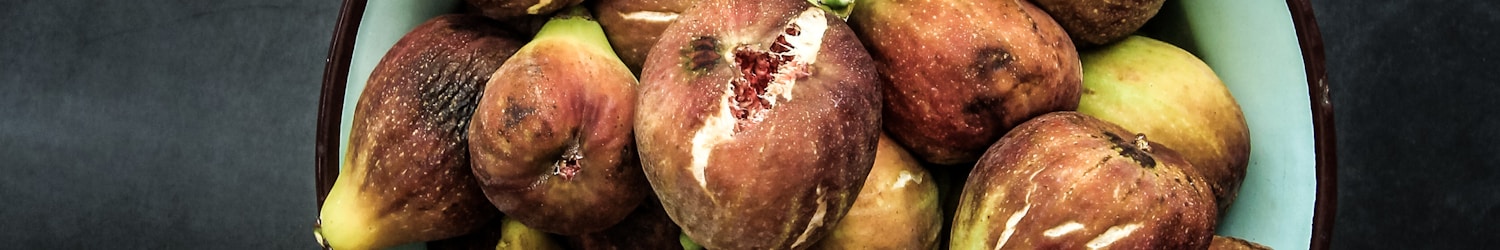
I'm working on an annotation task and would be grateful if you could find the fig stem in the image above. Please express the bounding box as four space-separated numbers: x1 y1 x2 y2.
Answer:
535 6 626 66
808 0 855 19
1134 133 1152 153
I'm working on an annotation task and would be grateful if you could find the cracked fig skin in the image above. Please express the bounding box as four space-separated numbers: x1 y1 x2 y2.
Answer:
467 0 584 20
951 112 1217 250
634 0 882 249
468 8 648 236
1078 35 1252 212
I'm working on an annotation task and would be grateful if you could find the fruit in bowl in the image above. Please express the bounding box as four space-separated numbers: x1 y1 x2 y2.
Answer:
466 7 650 236
811 134 943 249
317 0 1332 249
316 14 523 250
950 112 1217 249
849 0 1083 166
1077 35 1252 211
633 0 883 248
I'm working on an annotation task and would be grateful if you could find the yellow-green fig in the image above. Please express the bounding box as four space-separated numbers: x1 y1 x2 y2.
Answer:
496 217 566 250
1076 35 1251 211
812 134 942 249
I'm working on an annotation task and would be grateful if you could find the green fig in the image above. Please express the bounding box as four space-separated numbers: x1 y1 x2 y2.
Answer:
1076 35 1251 211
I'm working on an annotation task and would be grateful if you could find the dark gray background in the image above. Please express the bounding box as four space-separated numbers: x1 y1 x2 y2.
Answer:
0 0 1494 249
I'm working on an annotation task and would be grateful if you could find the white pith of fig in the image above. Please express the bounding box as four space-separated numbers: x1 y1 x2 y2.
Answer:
635 0 882 249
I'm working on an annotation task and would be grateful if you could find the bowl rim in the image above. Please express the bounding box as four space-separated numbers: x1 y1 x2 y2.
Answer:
312 0 1336 248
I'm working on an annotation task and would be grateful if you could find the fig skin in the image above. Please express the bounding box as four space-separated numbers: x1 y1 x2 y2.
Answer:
467 0 584 20
1077 35 1251 212
950 112 1216 250
426 218 507 250
1032 0 1165 47
496 216 567 250
560 196 685 250
468 9 648 236
1209 235 1273 250
850 0 1082 165
811 134 942 250
634 0 883 249
317 14 523 250
590 0 694 75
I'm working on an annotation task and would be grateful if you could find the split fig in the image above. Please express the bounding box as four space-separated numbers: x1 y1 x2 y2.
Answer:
635 0 883 249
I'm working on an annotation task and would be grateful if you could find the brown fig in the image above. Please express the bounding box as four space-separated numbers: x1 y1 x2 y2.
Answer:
1032 0 1165 46
316 14 523 250
468 7 648 235
635 0 883 249
590 0 694 75
467 0 584 20
559 196 684 250
850 0 1082 165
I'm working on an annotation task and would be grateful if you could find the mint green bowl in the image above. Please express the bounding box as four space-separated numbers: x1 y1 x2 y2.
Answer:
315 0 1335 249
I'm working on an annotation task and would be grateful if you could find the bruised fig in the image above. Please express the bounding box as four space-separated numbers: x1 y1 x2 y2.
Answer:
850 0 1082 165
468 7 647 235
316 14 522 250
635 0 882 249
590 0 694 75
950 112 1216 249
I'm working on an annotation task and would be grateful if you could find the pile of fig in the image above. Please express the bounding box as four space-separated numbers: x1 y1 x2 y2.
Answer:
316 0 1269 249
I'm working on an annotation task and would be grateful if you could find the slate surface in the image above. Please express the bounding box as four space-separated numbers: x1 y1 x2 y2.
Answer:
0 0 1495 249
0 1 338 249
1315 0 1500 249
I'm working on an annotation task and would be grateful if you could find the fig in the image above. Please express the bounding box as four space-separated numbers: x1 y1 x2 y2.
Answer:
1077 35 1251 211
950 112 1216 249
468 7 648 235
850 0 1082 165
811 134 942 250
590 0 694 75
559 196 684 250
467 0 583 21
496 216 567 250
1209 235 1273 250
316 14 523 250
427 218 506 250
634 0 883 249
1032 0 1165 46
